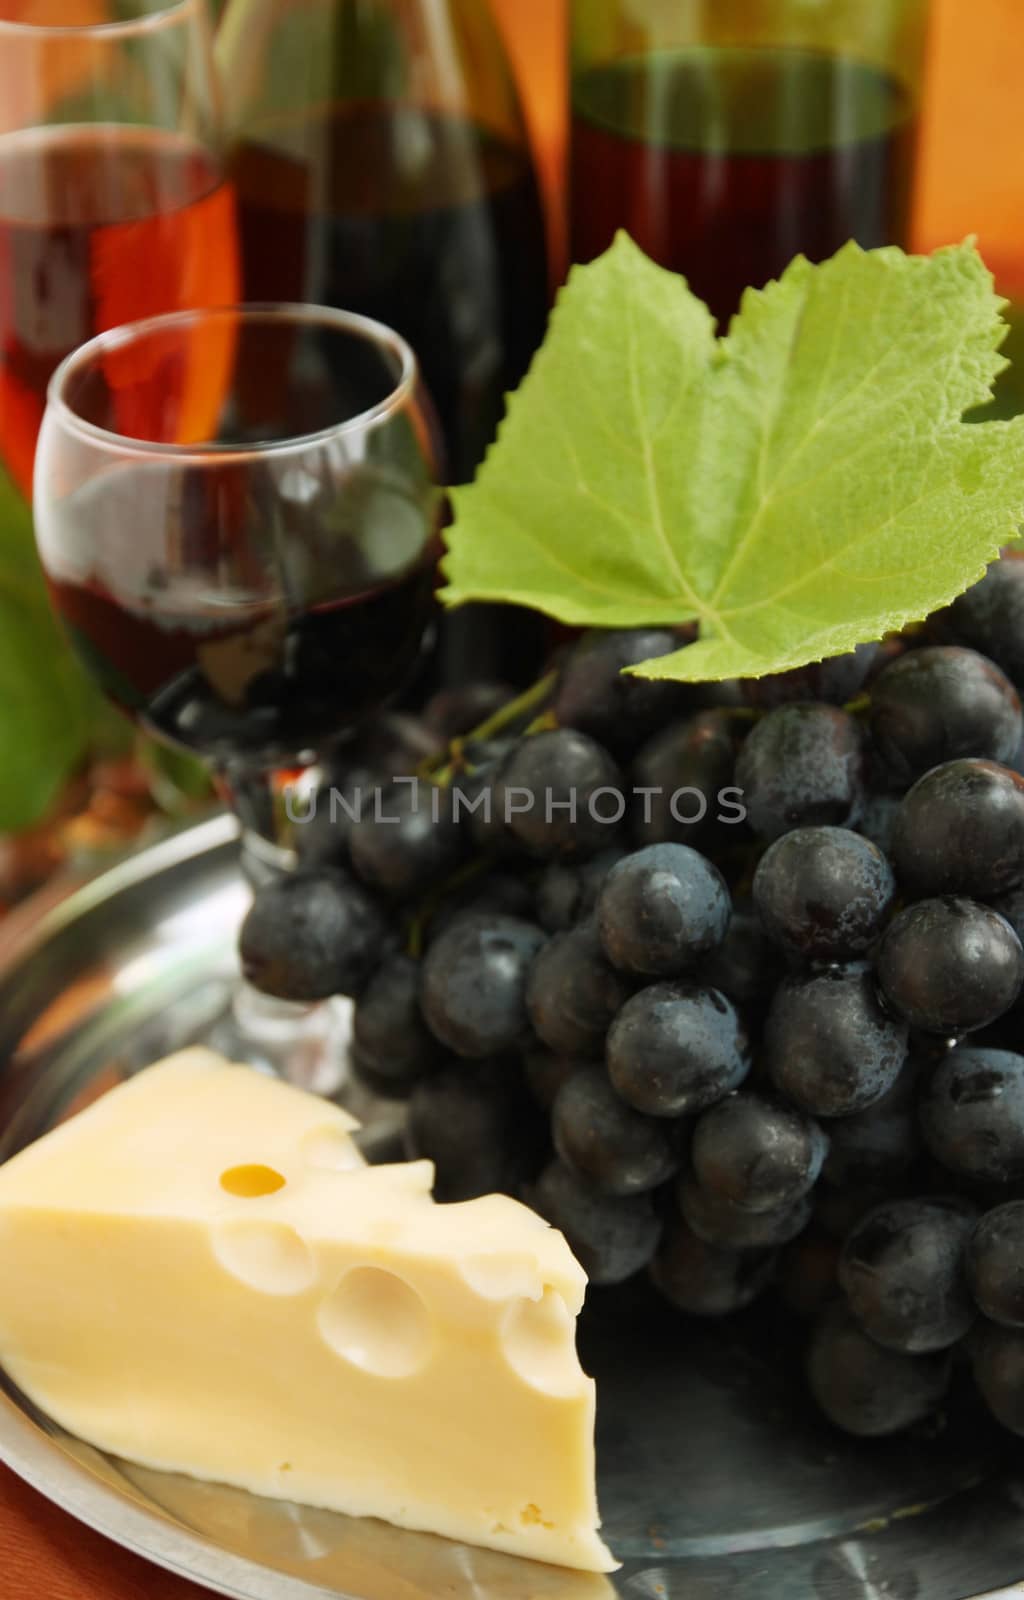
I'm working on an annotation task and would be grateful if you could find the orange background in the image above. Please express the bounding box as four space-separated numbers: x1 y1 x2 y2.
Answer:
913 0 1024 294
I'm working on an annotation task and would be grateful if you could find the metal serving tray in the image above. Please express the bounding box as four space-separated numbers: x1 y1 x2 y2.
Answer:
0 814 1021 1600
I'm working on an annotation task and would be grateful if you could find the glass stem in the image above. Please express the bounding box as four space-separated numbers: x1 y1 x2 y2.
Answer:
214 759 304 883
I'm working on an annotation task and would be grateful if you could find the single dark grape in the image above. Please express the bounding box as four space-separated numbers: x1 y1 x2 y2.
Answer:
891 759 1024 898
822 1062 923 1188
806 1302 951 1437
651 1218 777 1316
552 628 695 756
696 899 785 1006
535 849 626 933
734 703 864 842
839 1197 977 1354
521 1046 587 1111
528 1159 662 1285
423 682 513 740
765 967 908 1118
691 1092 828 1214
552 1066 683 1195
753 826 895 963
351 954 441 1093
348 780 466 898
606 982 749 1117
967 1203 1024 1328
919 1047 1024 1185
492 729 624 859
938 552 1024 686
419 914 545 1058
677 1170 812 1249
597 843 731 978
875 897 1024 1034
741 645 879 709
869 646 1022 784
239 868 389 1001
526 921 633 1057
405 1060 546 1202
630 710 739 851
971 1320 1024 1436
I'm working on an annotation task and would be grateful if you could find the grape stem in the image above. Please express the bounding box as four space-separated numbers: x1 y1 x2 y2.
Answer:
425 669 559 788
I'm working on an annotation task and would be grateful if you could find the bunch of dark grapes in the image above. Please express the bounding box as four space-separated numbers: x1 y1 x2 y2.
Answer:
239 554 1024 1441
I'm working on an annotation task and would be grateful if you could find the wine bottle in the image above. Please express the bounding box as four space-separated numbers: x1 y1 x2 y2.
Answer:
217 0 551 685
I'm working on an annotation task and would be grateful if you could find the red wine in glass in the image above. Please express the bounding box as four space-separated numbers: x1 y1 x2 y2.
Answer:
45 477 441 767
571 47 919 328
0 124 237 498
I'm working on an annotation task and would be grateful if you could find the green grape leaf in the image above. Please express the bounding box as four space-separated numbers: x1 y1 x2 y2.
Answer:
0 474 98 831
442 234 1024 681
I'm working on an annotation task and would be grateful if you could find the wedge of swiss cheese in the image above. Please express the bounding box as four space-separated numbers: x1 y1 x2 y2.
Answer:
0 1049 614 1572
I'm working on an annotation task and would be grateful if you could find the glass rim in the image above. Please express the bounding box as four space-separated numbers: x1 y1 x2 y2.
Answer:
0 0 200 40
0 0 201 39
45 302 422 461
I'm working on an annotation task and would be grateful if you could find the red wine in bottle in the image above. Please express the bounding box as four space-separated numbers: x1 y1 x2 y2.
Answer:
571 47 918 327
230 103 549 488
229 102 550 687
0 124 237 498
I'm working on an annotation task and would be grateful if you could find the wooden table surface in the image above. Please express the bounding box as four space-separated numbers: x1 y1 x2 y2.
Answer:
0 1465 208 1600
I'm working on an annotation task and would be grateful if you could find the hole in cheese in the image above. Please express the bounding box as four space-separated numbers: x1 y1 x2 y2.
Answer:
317 1267 432 1378
212 1220 316 1295
220 1164 286 1198
501 1287 587 1398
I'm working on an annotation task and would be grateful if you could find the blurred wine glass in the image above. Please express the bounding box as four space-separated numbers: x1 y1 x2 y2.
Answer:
35 303 442 1086
0 0 239 503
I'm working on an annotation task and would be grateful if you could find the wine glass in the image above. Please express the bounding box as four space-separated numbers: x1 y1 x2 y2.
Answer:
0 0 238 503
34 304 442 1086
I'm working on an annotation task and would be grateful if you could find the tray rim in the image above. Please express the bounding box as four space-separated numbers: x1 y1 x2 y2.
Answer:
0 811 239 974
